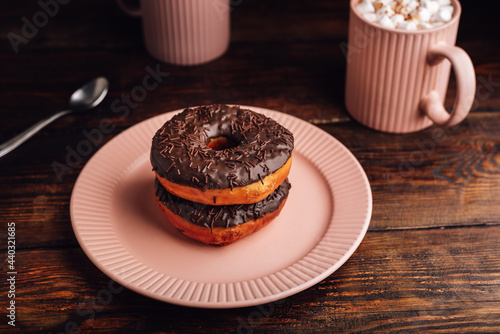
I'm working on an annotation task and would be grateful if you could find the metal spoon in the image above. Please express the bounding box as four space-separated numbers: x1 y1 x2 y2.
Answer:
0 77 109 158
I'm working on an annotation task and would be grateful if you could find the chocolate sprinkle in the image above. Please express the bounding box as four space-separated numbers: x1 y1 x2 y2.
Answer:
155 178 291 229
151 105 294 190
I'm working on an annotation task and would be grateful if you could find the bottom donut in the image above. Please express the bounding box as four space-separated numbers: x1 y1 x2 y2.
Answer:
155 178 291 246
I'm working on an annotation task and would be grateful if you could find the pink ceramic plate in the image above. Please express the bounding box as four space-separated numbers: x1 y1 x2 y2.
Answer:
70 106 372 308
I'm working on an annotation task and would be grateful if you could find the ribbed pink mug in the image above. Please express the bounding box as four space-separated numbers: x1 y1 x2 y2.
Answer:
116 0 230 66
345 0 475 133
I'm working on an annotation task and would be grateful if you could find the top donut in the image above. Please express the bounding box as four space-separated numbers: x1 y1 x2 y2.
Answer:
150 104 294 205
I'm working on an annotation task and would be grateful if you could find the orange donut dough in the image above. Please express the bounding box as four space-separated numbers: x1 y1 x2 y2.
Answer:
155 178 292 246
156 197 288 246
155 155 292 205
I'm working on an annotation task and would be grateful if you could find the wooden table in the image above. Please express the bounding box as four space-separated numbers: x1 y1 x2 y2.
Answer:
1 0 499 332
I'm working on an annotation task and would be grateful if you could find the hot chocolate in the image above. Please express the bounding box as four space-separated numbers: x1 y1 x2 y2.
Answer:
356 0 454 30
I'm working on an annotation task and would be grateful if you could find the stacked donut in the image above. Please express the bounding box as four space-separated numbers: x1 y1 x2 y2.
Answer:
150 105 294 246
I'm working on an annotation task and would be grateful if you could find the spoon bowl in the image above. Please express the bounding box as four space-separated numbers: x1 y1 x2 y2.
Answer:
70 77 109 112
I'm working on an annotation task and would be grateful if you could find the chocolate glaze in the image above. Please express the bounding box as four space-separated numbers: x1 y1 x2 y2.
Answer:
155 178 291 229
151 105 294 190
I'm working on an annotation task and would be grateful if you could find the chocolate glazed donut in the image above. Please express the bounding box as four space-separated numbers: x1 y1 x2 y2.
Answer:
151 105 294 205
155 178 292 245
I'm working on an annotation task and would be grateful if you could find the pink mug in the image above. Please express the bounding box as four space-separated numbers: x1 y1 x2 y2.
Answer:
116 0 230 66
345 0 475 133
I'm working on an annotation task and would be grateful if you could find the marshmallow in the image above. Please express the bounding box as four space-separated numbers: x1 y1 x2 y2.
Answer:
391 14 405 26
363 12 378 22
432 6 453 22
376 5 395 19
394 4 411 17
396 0 411 5
418 22 433 29
437 0 451 5
362 0 454 30
356 0 376 14
406 0 419 12
422 0 441 14
398 20 417 30
378 14 396 28
415 7 432 22
441 5 455 13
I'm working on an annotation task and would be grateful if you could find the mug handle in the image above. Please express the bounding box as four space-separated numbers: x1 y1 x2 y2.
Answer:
420 43 476 127
115 0 142 17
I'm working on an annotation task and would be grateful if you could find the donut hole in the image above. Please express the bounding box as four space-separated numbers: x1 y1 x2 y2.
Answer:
207 136 239 151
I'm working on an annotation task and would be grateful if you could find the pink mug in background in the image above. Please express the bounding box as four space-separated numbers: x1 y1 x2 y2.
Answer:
116 0 230 66
345 0 475 133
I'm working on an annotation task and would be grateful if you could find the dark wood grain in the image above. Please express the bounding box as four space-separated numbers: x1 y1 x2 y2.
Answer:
322 112 500 231
0 0 499 333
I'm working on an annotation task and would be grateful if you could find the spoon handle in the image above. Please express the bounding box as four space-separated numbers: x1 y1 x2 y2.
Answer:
0 109 71 158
